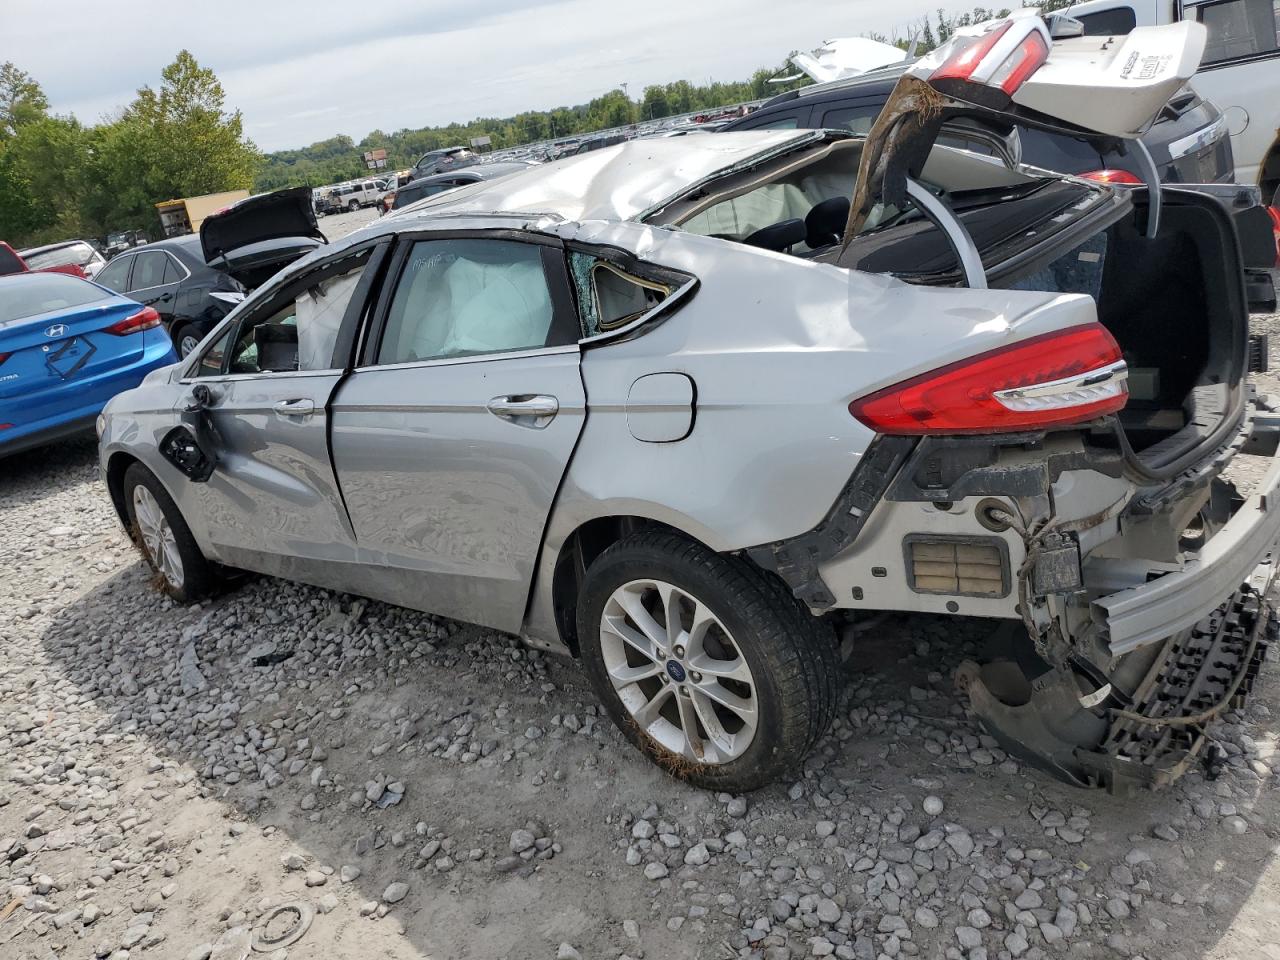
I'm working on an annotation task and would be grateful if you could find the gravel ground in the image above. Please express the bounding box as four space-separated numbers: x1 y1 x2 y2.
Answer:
3 227 1280 960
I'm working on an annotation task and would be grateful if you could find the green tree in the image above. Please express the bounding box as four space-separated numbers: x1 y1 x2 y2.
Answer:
0 62 48 142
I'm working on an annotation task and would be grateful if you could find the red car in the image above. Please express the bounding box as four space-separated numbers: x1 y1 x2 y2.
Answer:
0 241 89 279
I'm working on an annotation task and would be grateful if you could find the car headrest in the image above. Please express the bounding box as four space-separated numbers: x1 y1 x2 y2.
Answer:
254 322 298 372
743 218 807 253
805 197 852 250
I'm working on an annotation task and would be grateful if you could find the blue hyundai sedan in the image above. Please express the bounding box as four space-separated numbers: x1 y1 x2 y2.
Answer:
0 271 178 457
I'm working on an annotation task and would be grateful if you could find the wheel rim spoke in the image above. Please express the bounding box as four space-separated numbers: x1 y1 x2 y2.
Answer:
599 577 758 766
690 689 739 760
615 586 668 655
602 611 662 663
676 691 707 761
632 684 674 730
687 653 753 684
692 679 756 723
607 660 664 685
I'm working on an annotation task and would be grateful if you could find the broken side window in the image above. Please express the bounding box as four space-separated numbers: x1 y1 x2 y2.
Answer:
570 252 672 337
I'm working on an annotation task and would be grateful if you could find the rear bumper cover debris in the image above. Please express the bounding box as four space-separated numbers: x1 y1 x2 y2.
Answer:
960 579 1274 794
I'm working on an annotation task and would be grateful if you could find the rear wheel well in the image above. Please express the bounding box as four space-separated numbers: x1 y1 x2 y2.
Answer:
550 517 791 657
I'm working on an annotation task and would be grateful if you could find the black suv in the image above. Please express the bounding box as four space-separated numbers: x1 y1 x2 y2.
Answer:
722 61 1235 185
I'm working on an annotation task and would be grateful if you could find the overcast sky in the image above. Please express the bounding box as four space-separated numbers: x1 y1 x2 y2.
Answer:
1 0 949 152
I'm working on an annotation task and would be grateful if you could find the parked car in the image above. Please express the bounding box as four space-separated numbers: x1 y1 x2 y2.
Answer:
1064 0 1280 199
105 230 149 257
100 17 1278 795
0 272 176 456
382 161 539 214
574 133 629 154
327 180 384 212
20 240 108 279
723 50 1235 187
411 145 478 177
0 242 28 276
95 188 326 358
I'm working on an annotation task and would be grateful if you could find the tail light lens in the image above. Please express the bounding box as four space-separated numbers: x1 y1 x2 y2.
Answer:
928 18 1050 97
850 324 1128 435
0 352 10 366
1079 169 1144 185
104 306 162 336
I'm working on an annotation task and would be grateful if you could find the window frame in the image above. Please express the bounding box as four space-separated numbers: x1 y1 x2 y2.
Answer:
181 240 390 383
726 106 811 131
94 254 135 293
355 230 580 371
1188 0 1280 68
126 250 172 293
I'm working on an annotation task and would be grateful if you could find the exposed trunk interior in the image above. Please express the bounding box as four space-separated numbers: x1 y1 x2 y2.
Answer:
1000 188 1249 468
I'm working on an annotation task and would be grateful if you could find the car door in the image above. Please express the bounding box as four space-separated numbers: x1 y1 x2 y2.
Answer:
93 254 133 293
328 232 586 632
126 250 182 330
175 242 387 581
1181 0 1280 187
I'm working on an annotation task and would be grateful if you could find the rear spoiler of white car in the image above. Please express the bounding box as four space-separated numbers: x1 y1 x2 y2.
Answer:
843 11 1207 250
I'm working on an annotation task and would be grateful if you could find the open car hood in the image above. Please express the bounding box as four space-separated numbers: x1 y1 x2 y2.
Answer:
200 186 326 289
843 12 1207 243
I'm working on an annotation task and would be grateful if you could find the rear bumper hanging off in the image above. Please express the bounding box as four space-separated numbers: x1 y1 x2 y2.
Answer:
960 579 1274 794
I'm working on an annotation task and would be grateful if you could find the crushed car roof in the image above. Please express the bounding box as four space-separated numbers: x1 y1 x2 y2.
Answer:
403 130 822 224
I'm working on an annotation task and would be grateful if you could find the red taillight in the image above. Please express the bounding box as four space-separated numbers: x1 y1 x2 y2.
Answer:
929 19 1049 95
989 30 1050 95
0 352 10 366
1079 169 1144 185
104 306 161 336
1268 206 1280 268
932 22 1013 84
849 325 1128 435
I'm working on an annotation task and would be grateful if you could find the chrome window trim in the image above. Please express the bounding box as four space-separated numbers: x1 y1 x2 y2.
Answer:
1167 115 1228 160
178 368 344 386
352 344 580 375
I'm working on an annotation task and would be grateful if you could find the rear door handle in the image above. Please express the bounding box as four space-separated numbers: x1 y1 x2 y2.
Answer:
487 394 558 428
273 398 315 417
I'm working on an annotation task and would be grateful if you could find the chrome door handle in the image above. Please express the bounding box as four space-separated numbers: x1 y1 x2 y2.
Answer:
487 394 558 427
273 398 315 417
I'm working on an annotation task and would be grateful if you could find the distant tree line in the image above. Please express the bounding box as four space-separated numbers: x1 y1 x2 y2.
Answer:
254 66 810 193
0 53 258 248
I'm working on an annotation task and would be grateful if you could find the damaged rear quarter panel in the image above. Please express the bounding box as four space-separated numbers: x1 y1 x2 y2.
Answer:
535 218 1106 566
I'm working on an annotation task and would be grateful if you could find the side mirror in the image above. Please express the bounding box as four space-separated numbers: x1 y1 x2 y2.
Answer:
1044 14 1086 39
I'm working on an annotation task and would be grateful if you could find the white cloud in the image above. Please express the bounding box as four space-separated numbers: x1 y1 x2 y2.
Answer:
1 0 947 150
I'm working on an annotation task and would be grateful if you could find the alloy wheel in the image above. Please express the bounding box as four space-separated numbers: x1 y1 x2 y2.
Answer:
179 334 200 358
132 485 184 589
599 579 758 764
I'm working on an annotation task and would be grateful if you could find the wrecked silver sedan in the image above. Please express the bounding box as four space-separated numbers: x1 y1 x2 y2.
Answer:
99 14 1278 793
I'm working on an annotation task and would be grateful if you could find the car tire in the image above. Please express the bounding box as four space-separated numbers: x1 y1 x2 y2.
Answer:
173 322 202 359
122 462 218 603
348 200 360 212
577 530 840 792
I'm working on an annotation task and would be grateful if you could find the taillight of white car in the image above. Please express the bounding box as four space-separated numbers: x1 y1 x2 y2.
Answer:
849 323 1128 434
914 13 1051 108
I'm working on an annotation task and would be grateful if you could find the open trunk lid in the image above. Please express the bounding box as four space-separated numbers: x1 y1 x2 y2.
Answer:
843 11 1207 243
199 187 327 290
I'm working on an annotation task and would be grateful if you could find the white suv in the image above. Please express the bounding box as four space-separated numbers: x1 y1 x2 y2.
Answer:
331 180 382 212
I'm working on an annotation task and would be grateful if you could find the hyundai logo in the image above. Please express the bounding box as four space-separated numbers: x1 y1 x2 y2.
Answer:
44 324 67 338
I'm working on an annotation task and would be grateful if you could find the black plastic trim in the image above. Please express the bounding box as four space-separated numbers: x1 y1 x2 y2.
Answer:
747 436 916 607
